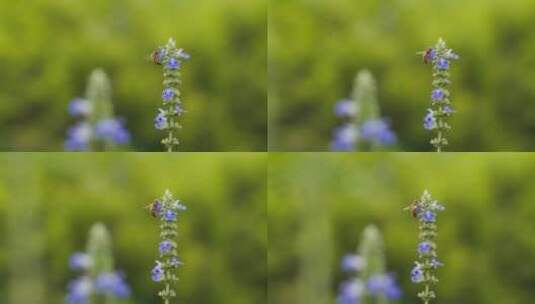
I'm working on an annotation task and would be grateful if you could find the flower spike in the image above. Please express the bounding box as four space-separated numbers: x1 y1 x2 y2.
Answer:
419 38 459 152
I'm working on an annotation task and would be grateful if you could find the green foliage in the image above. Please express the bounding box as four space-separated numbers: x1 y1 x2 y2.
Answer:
269 0 535 151
0 0 267 151
0 153 267 304
268 153 535 304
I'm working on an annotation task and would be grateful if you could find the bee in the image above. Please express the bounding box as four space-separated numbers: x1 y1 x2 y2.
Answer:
151 47 167 65
423 48 435 64
146 199 163 217
405 200 423 218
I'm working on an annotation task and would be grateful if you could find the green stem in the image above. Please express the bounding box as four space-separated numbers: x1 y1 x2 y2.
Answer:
167 130 174 152
165 282 170 304
436 131 442 152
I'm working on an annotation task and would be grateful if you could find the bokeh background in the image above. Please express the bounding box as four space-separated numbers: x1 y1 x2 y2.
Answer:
269 0 535 151
269 153 535 304
0 153 267 304
0 0 266 151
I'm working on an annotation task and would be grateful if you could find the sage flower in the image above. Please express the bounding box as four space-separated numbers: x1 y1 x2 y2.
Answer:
404 191 445 304
94 272 131 298
331 70 396 151
360 119 397 146
332 124 359 151
151 38 190 152
341 254 365 272
423 110 437 131
149 190 187 303
367 274 402 299
65 223 131 303
152 261 165 282
69 252 92 271
65 122 92 151
66 276 92 304
95 118 131 144
336 225 402 304
68 98 92 117
65 69 130 151
419 38 459 152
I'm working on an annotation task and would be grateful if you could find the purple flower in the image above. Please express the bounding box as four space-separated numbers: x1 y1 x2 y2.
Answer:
172 200 187 211
423 109 436 130
154 112 168 130
94 272 131 298
330 124 358 151
68 98 92 117
151 262 164 282
95 118 130 144
341 254 364 272
421 210 436 222
367 274 402 300
176 48 191 60
174 104 184 115
159 240 174 254
69 252 92 271
361 119 397 146
431 89 445 101
443 105 454 114
167 58 181 70
436 58 449 70
150 191 186 295
334 99 358 117
66 276 92 304
164 209 176 222
162 89 174 102
411 264 424 283
417 242 432 255
444 49 459 60
169 257 183 268
431 258 444 268
337 279 363 304
65 122 92 151
435 202 446 211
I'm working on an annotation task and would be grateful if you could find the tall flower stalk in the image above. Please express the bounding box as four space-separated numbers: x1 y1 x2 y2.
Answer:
337 225 401 304
404 191 445 304
419 38 459 152
151 38 190 152
331 70 396 151
66 223 131 304
65 69 130 151
149 190 187 304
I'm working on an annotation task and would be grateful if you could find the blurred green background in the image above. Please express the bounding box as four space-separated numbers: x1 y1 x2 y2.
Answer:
269 0 535 151
0 153 267 304
0 0 266 151
269 153 535 304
